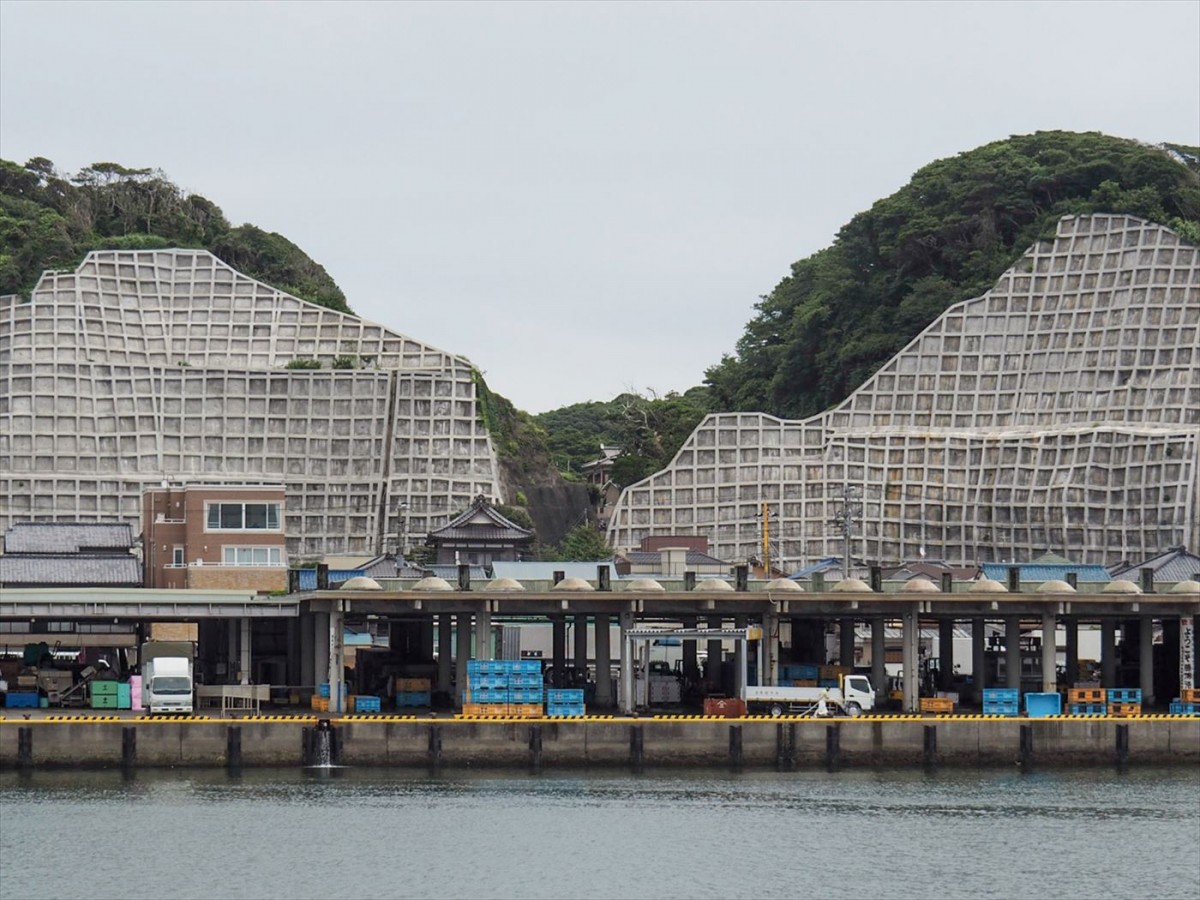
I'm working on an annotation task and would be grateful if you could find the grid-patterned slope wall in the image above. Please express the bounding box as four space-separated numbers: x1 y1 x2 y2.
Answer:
0 250 501 557
607 215 1200 568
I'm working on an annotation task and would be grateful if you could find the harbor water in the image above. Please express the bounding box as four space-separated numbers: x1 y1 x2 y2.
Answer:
1 767 1197 900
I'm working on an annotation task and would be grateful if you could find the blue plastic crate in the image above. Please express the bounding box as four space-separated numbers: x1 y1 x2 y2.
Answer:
979 696 1017 710
318 683 348 699
1069 703 1108 716
395 691 432 708
1168 701 1198 715
547 689 585 704
981 700 1019 717
353 696 382 713
510 672 543 688
469 674 509 690
1107 688 1142 704
1025 692 1062 718
5 691 40 708
546 705 585 717
514 660 543 675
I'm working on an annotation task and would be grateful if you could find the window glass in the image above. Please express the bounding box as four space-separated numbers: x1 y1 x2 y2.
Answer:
172 548 184 566
207 506 220 530
245 504 268 529
220 504 243 529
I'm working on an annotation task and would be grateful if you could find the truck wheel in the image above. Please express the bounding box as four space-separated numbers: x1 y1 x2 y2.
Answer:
846 702 863 718
770 704 784 718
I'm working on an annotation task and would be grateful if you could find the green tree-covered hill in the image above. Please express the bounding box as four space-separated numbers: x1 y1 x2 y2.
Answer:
705 132 1200 419
0 158 349 312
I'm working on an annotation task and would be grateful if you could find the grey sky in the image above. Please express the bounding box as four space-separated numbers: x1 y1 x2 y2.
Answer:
2 1 1198 413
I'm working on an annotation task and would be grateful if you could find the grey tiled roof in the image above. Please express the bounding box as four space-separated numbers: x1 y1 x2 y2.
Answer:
1110 547 1200 584
624 550 728 567
4 522 134 554
0 555 142 586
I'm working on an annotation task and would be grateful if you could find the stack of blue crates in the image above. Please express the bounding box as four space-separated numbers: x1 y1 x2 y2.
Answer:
1168 699 1198 715
465 660 544 708
546 688 585 717
982 688 1019 716
778 664 820 684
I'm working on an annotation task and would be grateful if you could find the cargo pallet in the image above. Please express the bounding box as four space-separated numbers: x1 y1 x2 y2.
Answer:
1108 702 1142 717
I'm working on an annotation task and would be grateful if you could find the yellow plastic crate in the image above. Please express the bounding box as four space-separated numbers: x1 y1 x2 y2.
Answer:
920 697 955 714
509 703 544 718
311 696 330 712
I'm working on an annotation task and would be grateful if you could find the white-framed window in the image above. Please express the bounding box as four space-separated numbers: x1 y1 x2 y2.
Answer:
172 547 184 566
223 546 285 567
206 502 281 531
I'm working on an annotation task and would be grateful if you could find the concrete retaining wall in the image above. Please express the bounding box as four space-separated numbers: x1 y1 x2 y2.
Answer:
2 718 1197 771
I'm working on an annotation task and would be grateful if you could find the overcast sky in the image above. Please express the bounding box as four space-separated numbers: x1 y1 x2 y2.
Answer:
2 1 1198 413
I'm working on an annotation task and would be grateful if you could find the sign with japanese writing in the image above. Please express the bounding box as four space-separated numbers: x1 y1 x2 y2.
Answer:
1182 617 1195 691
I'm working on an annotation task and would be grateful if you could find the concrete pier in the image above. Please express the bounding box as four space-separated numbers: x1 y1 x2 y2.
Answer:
4 717 1196 771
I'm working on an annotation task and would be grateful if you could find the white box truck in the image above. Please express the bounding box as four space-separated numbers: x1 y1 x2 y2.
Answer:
140 641 195 715
744 674 876 718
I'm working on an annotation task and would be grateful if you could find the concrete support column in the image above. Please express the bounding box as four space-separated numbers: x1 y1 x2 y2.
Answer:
681 615 699 686
1101 619 1117 687
552 616 567 689
901 604 919 713
420 618 435 662
619 611 636 714
971 617 986 704
437 614 453 695
299 613 314 688
312 612 329 692
1041 610 1057 694
733 616 747 699
455 613 472 706
839 617 856 669
573 614 588 676
286 619 301 687
239 618 252 685
871 616 887 706
227 618 239 681
1139 617 1155 707
1005 616 1022 690
763 612 779 687
939 619 954 691
328 603 345 714
475 609 492 661
594 614 612 707
1065 618 1079 687
706 617 723 691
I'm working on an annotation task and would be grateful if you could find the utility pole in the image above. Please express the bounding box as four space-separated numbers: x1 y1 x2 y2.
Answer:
834 485 862 580
761 502 770 577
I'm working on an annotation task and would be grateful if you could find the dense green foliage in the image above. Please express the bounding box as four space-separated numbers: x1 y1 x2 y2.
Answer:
533 386 712 486
0 158 349 312
543 523 614 561
705 132 1200 419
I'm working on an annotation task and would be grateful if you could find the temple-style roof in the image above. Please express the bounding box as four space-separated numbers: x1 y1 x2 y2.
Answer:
427 495 534 545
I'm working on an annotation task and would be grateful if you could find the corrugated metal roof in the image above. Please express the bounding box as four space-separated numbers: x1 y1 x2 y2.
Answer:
0 555 142 586
4 522 134 554
979 562 1111 583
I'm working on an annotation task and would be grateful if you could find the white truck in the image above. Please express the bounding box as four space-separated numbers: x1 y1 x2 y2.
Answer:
744 674 876 717
140 640 195 715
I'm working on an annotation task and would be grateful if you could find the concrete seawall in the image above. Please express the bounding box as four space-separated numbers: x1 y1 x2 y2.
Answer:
2 718 1197 771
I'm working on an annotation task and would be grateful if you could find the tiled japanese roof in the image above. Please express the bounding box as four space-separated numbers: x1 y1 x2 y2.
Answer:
0 555 142 586
1110 547 1200 584
429 497 533 542
979 562 1111 583
624 550 728 567
4 522 134 554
